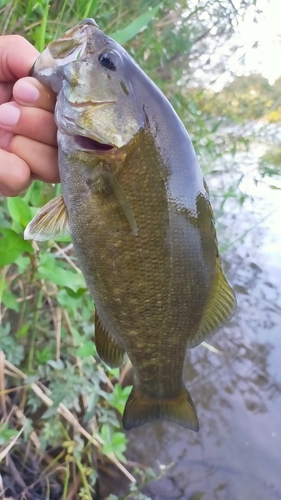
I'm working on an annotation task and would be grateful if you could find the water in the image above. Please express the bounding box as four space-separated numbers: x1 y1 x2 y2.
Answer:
98 147 281 499
121 150 281 500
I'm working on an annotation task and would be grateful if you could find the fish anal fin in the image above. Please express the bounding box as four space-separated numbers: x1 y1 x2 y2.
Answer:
24 195 70 241
95 311 125 368
188 260 237 348
123 386 199 432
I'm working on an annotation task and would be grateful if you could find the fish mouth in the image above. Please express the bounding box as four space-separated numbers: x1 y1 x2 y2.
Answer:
74 135 115 153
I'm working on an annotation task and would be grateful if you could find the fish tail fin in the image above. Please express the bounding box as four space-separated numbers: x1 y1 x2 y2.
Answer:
123 386 199 432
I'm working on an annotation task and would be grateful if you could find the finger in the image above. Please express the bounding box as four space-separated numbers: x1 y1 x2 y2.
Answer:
3 134 59 184
0 148 32 196
0 102 57 146
13 77 56 112
0 35 38 81
0 82 13 105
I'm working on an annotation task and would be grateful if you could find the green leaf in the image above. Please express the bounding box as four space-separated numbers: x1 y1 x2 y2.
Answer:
47 359 65 370
0 323 10 336
42 405 58 419
17 324 29 338
188 101 198 115
83 0 99 18
108 383 133 414
65 286 88 298
76 341 96 359
0 228 33 267
0 323 24 365
111 3 161 44
101 424 128 461
107 367 120 378
0 423 18 445
36 346 53 364
7 197 32 227
2 289 19 312
37 253 86 292
28 180 54 207
56 289 83 316
15 255 31 273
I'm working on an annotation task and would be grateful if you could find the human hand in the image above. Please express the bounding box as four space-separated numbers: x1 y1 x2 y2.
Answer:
0 35 59 196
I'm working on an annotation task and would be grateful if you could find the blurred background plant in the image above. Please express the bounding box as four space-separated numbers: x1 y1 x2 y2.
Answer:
0 0 280 499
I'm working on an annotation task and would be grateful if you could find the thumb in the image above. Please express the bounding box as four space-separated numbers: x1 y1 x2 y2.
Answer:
0 35 39 82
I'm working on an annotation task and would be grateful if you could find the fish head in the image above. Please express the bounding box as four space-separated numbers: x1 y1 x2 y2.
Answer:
31 19 143 151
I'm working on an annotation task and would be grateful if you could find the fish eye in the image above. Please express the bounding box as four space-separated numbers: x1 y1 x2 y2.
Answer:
98 52 117 71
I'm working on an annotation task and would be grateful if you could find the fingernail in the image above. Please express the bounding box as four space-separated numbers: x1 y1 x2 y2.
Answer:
0 103 20 126
0 132 13 149
15 80 40 103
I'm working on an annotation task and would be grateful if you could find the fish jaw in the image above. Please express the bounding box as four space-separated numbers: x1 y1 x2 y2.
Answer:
31 19 99 93
55 90 138 150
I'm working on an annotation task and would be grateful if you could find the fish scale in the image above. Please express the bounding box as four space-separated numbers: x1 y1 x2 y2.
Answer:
24 18 236 432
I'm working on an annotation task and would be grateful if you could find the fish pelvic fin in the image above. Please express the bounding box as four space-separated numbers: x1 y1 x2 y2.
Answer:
123 386 199 432
187 260 237 348
24 195 70 241
103 171 138 236
95 310 125 368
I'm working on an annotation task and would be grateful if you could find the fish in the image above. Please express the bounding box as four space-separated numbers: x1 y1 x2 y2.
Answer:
24 18 236 432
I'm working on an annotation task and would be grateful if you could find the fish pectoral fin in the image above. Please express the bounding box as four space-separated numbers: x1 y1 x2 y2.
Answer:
95 310 126 368
123 386 199 432
24 195 70 241
187 260 237 348
103 171 138 236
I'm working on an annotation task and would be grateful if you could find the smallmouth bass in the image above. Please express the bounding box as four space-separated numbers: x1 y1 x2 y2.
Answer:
25 19 236 432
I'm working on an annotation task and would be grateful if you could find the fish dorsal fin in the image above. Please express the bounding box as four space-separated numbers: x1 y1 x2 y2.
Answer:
24 195 70 241
95 310 125 368
187 260 236 348
102 171 138 236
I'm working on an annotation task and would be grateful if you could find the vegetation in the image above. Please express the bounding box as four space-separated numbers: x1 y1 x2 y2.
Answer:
193 73 281 122
0 0 280 499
